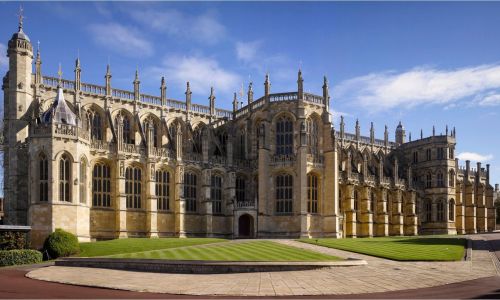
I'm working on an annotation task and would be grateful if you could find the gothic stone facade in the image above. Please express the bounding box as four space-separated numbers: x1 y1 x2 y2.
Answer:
2 25 496 247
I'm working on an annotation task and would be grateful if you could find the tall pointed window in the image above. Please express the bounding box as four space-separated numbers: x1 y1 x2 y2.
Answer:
92 163 111 207
211 175 222 214
306 118 319 156
437 171 444 187
168 123 177 151
426 149 432 161
59 154 71 202
184 172 197 212
426 173 432 188
125 167 141 209
39 153 48 202
156 170 170 211
449 170 455 187
80 159 87 204
276 174 293 213
425 199 432 222
276 116 293 155
91 113 103 141
123 117 133 144
307 173 318 213
437 200 445 221
236 176 246 203
449 199 455 221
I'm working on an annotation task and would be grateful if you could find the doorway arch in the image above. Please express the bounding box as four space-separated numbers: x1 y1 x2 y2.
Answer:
238 214 254 238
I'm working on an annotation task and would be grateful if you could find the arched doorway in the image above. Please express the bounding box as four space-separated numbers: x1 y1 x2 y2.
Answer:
238 214 254 238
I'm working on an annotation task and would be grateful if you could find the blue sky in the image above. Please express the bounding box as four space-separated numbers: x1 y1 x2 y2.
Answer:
0 1 499 185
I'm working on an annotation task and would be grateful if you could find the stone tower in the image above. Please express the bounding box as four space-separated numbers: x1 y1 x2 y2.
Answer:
395 121 406 145
2 10 33 225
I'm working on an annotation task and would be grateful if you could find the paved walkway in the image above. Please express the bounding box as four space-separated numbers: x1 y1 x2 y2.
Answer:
26 235 500 297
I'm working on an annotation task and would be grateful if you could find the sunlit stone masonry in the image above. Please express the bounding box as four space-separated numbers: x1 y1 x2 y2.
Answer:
2 18 496 247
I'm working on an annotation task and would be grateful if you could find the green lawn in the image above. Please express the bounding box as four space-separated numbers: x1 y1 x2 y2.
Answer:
299 237 466 261
78 238 225 257
107 240 341 261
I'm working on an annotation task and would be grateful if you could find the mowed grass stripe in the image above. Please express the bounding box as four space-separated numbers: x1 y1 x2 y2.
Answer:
109 240 340 261
78 238 226 257
299 237 465 261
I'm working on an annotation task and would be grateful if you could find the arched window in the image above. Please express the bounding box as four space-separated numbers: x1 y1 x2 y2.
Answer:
237 129 246 159
449 170 455 187
426 173 432 188
437 200 445 222
426 149 432 161
156 170 170 211
236 176 246 203
184 172 197 212
59 154 71 202
80 159 87 204
425 199 432 222
123 117 132 144
306 118 319 156
192 127 203 154
275 116 293 155
437 172 444 187
276 174 293 213
91 113 103 141
307 173 318 213
449 199 455 221
125 166 142 209
211 175 222 214
153 123 158 148
168 123 177 151
413 151 418 163
92 163 111 207
39 153 48 202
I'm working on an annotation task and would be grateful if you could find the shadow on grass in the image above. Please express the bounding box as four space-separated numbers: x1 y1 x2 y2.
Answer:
388 238 466 247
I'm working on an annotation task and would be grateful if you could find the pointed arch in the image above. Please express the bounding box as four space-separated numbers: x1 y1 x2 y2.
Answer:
38 152 49 202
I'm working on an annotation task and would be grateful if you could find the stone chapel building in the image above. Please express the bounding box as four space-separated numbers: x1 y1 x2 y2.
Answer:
2 18 496 247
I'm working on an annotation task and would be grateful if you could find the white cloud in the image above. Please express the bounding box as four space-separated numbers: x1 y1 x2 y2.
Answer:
457 152 493 162
477 93 500 106
146 55 241 99
330 109 352 125
0 44 7 69
87 23 153 58
128 9 225 45
333 64 500 111
236 40 262 62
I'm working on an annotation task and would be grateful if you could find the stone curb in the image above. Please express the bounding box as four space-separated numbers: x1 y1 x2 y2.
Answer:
55 257 367 274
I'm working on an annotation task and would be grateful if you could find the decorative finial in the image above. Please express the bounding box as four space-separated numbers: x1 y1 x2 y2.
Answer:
135 67 139 81
37 40 40 55
185 81 191 94
57 63 63 86
17 5 24 32
420 129 423 139
323 76 328 86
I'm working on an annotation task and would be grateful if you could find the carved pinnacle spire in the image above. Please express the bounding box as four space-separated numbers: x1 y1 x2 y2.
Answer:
17 4 24 32
134 68 139 82
185 81 191 94
57 63 63 86
36 41 40 60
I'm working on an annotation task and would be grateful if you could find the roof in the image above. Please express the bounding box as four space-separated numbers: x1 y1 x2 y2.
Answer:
41 87 77 126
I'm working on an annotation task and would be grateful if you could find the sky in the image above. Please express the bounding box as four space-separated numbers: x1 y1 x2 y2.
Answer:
0 1 499 185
